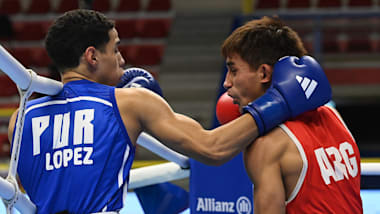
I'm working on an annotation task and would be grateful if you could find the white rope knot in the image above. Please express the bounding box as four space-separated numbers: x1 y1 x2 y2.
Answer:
3 177 19 213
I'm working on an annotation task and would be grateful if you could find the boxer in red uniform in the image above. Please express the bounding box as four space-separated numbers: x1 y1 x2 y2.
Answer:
283 106 361 213
219 16 362 213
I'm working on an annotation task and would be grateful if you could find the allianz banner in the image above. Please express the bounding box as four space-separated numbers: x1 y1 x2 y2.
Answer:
190 153 253 214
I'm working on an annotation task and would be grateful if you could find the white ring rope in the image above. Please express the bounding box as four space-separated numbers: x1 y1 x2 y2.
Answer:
0 176 35 214
137 133 190 168
361 162 380 176
128 162 190 189
0 45 62 94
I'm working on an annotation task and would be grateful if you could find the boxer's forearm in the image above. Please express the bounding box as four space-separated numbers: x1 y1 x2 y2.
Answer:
151 113 258 166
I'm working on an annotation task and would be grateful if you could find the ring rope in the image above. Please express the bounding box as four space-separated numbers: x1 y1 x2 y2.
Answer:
128 162 190 189
137 133 189 169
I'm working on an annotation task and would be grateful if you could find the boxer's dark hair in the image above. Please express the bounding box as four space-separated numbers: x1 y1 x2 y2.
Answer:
221 16 307 69
45 9 115 72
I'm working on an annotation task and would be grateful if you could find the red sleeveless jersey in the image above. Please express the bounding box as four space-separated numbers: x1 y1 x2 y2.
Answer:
281 106 362 214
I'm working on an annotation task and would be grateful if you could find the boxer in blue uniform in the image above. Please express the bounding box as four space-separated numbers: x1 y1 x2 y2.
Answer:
8 10 331 213
18 81 134 213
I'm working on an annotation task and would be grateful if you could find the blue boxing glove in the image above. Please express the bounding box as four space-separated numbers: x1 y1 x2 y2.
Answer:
116 67 163 97
243 56 331 135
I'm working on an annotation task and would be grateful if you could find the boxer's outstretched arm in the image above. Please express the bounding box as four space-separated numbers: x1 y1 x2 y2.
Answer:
116 87 258 165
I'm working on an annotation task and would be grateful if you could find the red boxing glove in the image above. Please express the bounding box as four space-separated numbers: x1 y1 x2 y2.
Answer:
216 92 241 124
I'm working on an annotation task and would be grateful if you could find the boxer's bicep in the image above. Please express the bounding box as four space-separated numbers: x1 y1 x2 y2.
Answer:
123 88 208 157
141 95 214 160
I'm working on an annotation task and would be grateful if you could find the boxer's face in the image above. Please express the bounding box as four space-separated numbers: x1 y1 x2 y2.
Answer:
95 28 125 86
223 53 266 110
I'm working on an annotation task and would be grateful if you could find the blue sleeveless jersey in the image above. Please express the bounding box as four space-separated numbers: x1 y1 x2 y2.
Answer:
16 80 135 213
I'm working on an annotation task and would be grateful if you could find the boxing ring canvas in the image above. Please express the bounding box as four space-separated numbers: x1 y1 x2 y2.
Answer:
0 190 379 214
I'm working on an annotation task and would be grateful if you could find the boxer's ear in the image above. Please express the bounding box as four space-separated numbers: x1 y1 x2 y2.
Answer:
83 46 97 67
257 64 273 84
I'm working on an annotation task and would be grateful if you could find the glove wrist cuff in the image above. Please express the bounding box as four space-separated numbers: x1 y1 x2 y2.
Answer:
243 105 265 136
